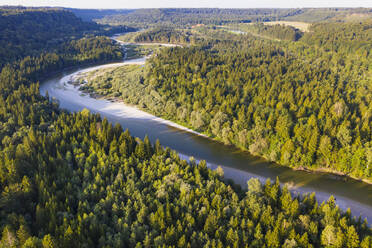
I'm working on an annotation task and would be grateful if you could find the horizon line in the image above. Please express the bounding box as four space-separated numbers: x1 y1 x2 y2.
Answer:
2 5 372 10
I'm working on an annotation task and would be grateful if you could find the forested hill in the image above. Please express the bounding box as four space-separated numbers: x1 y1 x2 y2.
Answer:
0 7 371 248
66 8 134 22
142 25 370 181
301 20 372 53
93 23 372 182
0 7 134 67
132 28 192 44
96 8 298 26
95 8 372 27
0 9 125 151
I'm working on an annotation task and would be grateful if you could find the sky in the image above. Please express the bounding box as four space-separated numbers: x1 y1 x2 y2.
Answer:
1 0 371 9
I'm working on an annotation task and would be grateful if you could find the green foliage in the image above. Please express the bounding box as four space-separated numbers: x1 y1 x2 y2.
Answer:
142 24 371 181
0 7 371 248
124 44 162 60
96 8 296 27
132 27 191 44
96 8 372 27
301 20 372 53
76 65 145 100
67 8 134 22
283 8 372 22
1 110 371 247
86 23 372 181
0 7 133 68
235 23 304 41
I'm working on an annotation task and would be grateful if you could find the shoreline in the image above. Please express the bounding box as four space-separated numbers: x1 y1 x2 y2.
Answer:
73 83 210 140
39 35 372 224
69 36 372 186
294 166 372 185
73 70 372 186
40 56 372 224
69 41 372 186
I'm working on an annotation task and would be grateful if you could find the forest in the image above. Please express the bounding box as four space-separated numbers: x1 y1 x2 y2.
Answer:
95 8 294 27
94 8 372 27
0 7 134 67
229 23 304 41
1 111 372 247
131 28 192 44
0 6 371 248
82 22 372 182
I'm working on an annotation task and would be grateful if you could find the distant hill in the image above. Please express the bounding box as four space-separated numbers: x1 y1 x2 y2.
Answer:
92 8 372 26
66 8 134 22
282 8 372 22
0 7 135 67
96 8 299 26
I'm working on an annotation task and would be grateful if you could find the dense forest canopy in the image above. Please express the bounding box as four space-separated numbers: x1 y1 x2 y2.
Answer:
283 8 372 22
93 8 372 27
143 24 371 181
301 20 372 53
227 23 304 41
66 8 135 22
131 27 192 44
2 110 372 247
0 7 134 67
0 6 371 248
82 21 372 182
95 8 293 26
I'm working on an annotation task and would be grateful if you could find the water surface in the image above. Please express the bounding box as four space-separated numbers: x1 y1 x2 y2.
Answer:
40 45 372 223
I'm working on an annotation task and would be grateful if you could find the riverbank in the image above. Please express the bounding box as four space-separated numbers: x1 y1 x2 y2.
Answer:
72 58 372 186
294 166 372 185
77 75 372 186
83 83 372 190
40 41 372 224
40 64 372 224
72 77 209 139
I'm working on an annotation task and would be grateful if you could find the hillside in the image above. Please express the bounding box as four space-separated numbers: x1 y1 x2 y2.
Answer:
0 7 371 248
94 8 372 27
82 22 372 182
0 7 134 67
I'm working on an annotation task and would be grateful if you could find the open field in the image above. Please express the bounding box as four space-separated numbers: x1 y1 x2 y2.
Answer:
264 21 311 32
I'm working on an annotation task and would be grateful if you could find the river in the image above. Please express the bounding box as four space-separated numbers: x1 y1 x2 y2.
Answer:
40 39 372 223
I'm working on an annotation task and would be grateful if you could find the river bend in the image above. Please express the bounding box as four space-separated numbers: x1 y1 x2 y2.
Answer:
40 39 372 223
